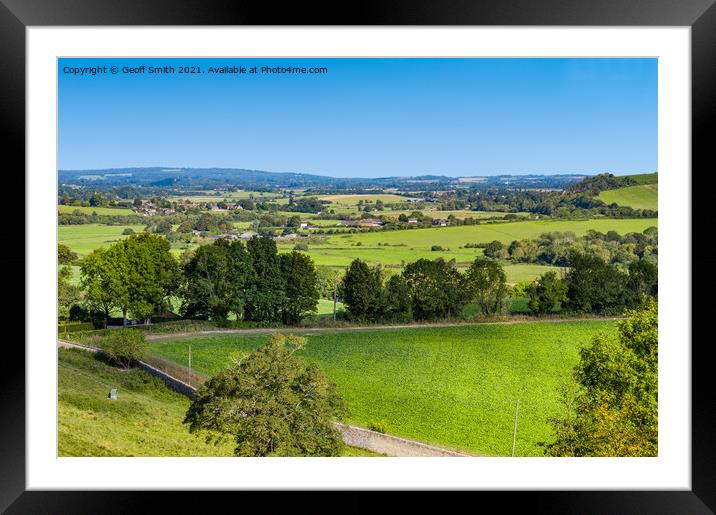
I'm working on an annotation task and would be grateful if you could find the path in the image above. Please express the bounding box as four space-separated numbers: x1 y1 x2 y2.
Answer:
145 316 619 341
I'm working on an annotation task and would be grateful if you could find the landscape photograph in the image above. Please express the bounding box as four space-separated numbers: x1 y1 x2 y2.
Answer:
57 57 658 458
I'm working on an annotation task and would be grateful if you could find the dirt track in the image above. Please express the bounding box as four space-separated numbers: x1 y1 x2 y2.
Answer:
145 317 619 341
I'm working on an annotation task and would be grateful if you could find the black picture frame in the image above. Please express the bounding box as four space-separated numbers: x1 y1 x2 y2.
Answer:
2 0 713 511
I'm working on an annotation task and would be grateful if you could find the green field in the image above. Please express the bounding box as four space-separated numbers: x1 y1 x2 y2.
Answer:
276 218 657 271
59 205 135 216
148 320 617 456
321 194 418 206
598 184 658 211
59 348 380 457
58 224 148 256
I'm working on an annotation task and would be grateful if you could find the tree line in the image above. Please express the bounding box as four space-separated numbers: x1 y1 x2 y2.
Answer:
61 233 657 327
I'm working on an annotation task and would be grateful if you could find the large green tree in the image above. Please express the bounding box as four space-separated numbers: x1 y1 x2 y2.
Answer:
182 239 251 322
184 334 348 456
544 299 658 456
80 233 179 324
525 270 567 315
462 257 509 316
58 265 81 321
245 237 286 322
564 251 629 314
338 259 384 322
279 251 319 325
402 258 465 320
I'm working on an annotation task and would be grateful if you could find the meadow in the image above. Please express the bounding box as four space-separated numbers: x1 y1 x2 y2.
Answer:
58 348 380 457
58 224 148 256
58 205 135 216
147 319 617 456
597 184 658 211
275 217 657 274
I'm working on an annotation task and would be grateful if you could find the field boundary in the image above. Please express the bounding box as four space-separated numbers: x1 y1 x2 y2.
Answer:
58 339 474 457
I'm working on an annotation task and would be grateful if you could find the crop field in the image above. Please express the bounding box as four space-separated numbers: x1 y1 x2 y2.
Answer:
58 224 148 256
58 205 135 216
597 184 658 211
58 348 379 457
147 319 617 456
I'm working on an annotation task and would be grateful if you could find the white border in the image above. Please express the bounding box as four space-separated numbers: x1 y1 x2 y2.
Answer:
27 27 690 490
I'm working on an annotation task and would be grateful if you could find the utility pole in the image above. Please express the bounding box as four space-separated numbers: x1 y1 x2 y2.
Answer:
511 399 520 457
188 343 192 387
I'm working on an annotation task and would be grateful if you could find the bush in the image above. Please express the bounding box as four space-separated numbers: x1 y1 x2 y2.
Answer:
368 420 389 434
431 245 444 251
293 242 309 251
122 227 135 235
98 329 147 369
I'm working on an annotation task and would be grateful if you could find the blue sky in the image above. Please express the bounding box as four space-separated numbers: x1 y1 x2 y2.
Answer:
58 58 657 178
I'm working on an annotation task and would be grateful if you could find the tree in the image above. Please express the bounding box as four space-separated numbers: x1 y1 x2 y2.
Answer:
544 299 657 456
245 237 286 322
626 259 658 305
120 233 180 322
564 251 629 314
462 257 509 316
525 271 568 314
279 251 319 325
402 258 465 320
99 329 148 369
384 274 412 322
338 259 384 322
80 247 125 326
184 334 348 456
58 265 81 321
81 234 180 325
58 244 78 265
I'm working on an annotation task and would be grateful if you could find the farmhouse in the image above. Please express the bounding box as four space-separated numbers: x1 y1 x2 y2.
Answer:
239 231 259 239
433 218 447 226
359 218 383 227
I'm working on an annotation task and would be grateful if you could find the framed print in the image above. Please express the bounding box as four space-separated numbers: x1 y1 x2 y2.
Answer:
3 0 714 512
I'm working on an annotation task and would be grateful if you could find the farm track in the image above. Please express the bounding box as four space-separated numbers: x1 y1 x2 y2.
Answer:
145 317 621 341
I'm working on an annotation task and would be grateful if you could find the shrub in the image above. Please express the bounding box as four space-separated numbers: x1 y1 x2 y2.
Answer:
99 329 147 369
368 420 389 434
293 242 309 251
122 228 135 235
431 245 444 251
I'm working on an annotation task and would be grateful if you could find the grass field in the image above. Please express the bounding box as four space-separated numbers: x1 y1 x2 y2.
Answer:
58 224 148 256
598 184 658 211
147 319 617 456
275 218 656 271
59 205 135 216
58 348 381 457
321 194 418 206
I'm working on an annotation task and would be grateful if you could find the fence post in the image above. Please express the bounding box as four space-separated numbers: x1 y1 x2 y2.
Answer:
511 399 520 457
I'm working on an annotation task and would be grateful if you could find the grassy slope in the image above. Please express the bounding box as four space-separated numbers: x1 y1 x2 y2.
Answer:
622 172 658 185
58 348 381 457
148 320 617 456
58 348 234 456
598 184 658 211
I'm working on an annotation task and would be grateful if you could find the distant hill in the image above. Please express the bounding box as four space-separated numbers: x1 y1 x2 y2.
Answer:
58 167 587 192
